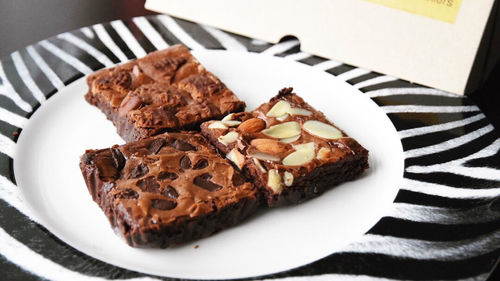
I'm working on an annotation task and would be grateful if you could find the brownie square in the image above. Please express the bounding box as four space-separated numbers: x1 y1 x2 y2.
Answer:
79 132 258 248
85 44 245 142
201 88 369 207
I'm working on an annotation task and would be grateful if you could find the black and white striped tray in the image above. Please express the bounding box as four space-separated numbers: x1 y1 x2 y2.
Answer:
1 15 499 281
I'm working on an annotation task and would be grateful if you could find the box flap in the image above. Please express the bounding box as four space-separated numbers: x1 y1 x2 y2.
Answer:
146 0 496 95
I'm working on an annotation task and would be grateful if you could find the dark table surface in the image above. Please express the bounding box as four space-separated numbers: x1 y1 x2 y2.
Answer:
0 0 498 280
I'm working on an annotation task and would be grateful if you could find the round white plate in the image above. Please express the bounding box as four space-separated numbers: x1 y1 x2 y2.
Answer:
14 50 404 279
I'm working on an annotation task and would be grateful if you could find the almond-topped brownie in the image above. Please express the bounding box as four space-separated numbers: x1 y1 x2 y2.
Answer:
201 88 369 207
85 44 245 142
79 132 258 248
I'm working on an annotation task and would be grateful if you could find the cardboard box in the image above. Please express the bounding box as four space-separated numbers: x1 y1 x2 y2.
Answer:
146 0 499 95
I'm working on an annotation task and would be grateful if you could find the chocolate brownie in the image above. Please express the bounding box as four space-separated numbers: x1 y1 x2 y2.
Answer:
201 88 369 207
79 132 258 248
85 44 245 142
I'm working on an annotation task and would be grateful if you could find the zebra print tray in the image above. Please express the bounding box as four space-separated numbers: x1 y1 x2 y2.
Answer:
0 15 499 281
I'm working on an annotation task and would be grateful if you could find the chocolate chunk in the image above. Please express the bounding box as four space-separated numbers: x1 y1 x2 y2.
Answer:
180 155 191 170
110 147 126 170
172 139 196 151
136 176 160 192
129 163 149 179
133 106 178 127
232 173 245 187
115 188 139 199
95 157 120 180
162 185 179 199
157 171 178 181
277 87 293 97
114 71 133 91
94 70 133 94
155 106 178 126
151 199 177 210
148 138 166 154
193 173 222 192
181 74 223 97
153 57 186 74
193 159 208 170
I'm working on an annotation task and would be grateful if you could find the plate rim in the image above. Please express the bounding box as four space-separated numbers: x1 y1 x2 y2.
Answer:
12 50 406 279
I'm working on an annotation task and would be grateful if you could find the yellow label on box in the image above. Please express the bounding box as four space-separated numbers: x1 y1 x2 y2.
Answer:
363 0 463 23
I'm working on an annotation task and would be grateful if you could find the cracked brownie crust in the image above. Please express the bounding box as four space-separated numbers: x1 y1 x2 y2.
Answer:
85 44 245 142
79 132 258 248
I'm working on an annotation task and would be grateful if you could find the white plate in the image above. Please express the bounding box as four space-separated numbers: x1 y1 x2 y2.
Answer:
14 50 404 279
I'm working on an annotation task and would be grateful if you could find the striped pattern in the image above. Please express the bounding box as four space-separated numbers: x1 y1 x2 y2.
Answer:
0 15 498 281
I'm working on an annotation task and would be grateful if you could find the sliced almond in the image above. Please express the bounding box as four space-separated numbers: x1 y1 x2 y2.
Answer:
267 99 313 119
303 120 343 139
275 114 289 122
237 118 266 133
119 94 142 116
222 120 242 127
252 158 266 172
248 151 280 162
251 138 291 157
316 147 332 160
280 135 300 143
131 66 154 86
227 148 245 169
282 143 316 166
218 131 239 145
289 107 312 116
262 121 301 139
267 169 282 193
266 100 291 117
208 121 228 130
221 113 234 121
292 142 315 151
132 65 141 77
283 172 294 186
